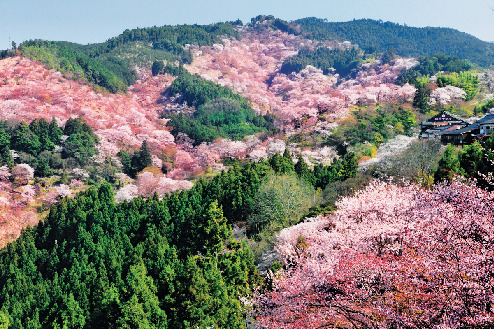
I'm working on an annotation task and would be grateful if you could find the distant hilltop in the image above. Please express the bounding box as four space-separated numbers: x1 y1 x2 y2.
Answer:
295 17 494 67
3 15 494 67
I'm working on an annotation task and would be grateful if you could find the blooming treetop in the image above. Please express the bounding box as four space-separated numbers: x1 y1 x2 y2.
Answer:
254 178 494 328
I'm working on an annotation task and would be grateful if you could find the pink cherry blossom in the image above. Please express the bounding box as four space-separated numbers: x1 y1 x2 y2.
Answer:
55 184 72 198
135 171 193 199
12 164 34 185
429 85 467 105
0 166 11 181
254 178 494 328
115 184 139 202
19 185 36 203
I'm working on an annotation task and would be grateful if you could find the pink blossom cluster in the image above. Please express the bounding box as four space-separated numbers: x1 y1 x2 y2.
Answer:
11 163 34 185
0 57 175 158
187 28 416 133
128 73 176 112
194 138 249 164
114 184 139 202
254 179 494 328
190 135 337 166
0 166 11 181
0 166 40 247
55 184 72 198
0 164 93 247
0 56 202 182
429 85 467 105
134 171 193 198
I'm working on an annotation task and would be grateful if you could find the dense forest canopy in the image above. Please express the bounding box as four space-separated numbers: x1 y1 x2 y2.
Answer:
0 182 258 328
0 149 359 328
396 53 474 85
280 47 362 76
249 15 301 35
10 22 241 93
18 40 135 93
3 13 494 328
295 17 494 67
79 22 241 58
0 117 98 175
163 66 275 144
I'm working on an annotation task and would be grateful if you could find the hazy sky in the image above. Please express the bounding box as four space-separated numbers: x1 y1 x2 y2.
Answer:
1 0 493 50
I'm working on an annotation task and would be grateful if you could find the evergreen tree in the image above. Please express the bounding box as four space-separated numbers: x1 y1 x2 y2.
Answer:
268 152 283 173
10 121 41 155
117 294 153 329
200 201 231 255
120 141 153 178
0 126 9 148
30 118 55 151
282 148 295 172
35 158 52 177
137 140 152 171
0 126 13 168
342 152 358 179
63 118 98 142
118 262 167 328
434 144 460 183
269 150 295 174
413 83 430 113
58 293 86 329
381 45 396 64
61 118 98 164
294 153 315 185
151 61 165 76
48 118 63 144
459 141 483 178
62 132 97 165
0 147 13 168
94 284 121 329
118 150 134 177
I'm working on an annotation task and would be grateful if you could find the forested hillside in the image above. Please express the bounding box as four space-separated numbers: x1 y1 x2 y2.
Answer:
1 14 494 328
296 17 494 66
162 67 275 144
0 182 257 328
4 22 241 93
279 47 362 76
0 150 361 328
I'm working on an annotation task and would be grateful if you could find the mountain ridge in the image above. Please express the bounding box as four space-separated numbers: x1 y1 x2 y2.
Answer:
295 17 494 66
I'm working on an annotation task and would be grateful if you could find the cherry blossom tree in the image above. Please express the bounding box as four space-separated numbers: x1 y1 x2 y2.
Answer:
135 171 193 199
55 184 72 198
11 164 34 185
19 185 36 203
0 167 11 181
115 184 139 202
253 178 494 328
429 85 467 105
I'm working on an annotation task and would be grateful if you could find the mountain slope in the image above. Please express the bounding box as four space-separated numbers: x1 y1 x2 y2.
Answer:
1 15 494 329
296 17 494 67
186 25 416 132
0 16 488 248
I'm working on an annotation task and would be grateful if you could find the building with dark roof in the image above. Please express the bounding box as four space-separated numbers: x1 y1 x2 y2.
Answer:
420 111 469 140
439 113 494 145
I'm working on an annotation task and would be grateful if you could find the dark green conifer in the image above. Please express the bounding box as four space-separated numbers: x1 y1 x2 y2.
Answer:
11 121 41 155
434 144 460 183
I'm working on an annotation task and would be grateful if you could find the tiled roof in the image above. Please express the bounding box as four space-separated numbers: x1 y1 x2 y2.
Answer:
441 114 494 135
421 110 469 125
